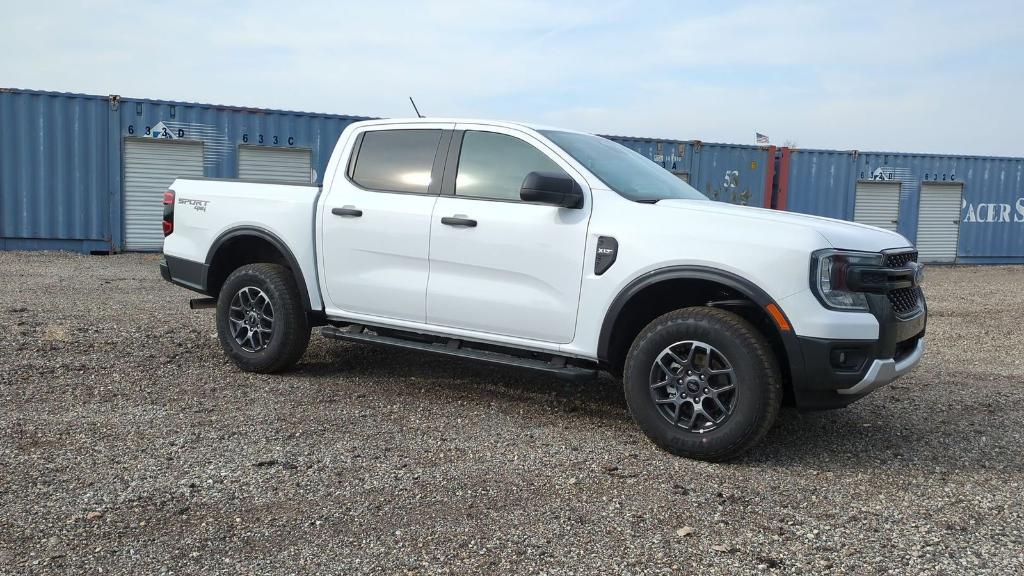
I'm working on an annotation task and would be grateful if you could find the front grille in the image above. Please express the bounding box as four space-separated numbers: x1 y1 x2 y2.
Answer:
885 251 917 268
884 250 922 316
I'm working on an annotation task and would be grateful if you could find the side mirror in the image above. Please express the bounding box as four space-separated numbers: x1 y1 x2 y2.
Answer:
520 171 584 209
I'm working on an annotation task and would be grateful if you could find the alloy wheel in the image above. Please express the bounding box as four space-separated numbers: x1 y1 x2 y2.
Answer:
649 340 738 433
228 286 274 352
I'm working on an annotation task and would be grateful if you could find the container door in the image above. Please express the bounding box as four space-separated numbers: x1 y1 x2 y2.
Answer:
916 183 962 263
238 146 313 183
853 181 900 232
123 139 204 251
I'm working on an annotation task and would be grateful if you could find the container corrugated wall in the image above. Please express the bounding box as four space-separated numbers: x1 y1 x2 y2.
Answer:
603 135 775 208
777 148 1024 263
688 142 775 208
0 89 114 252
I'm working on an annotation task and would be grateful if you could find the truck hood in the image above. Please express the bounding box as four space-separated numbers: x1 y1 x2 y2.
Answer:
654 199 911 253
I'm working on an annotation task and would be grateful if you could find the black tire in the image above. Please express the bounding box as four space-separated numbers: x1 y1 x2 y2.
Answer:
216 263 310 373
623 307 781 461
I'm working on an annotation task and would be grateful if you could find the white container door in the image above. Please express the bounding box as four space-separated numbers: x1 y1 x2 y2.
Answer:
124 139 203 251
238 146 313 183
854 181 900 232
916 183 962 263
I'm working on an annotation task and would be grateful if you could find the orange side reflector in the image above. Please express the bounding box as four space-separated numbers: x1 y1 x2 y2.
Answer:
765 303 791 332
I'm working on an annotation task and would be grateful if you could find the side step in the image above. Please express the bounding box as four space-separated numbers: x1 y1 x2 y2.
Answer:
320 325 598 380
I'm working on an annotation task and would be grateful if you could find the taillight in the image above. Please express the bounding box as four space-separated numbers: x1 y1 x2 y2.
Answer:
162 190 175 236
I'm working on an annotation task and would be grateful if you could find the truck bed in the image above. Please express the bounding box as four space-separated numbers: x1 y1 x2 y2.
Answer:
162 177 323 310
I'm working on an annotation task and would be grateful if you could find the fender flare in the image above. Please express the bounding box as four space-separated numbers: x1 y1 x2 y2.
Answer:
596 266 805 386
205 226 313 311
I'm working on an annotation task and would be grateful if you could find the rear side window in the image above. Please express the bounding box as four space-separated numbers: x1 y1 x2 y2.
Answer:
455 131 565 201
351 129 442 194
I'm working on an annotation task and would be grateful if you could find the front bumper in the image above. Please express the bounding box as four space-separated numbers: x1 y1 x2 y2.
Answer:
789 289 927 410
838 338 924 396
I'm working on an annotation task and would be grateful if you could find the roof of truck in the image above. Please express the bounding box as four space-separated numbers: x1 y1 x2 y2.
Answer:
348 117 590 135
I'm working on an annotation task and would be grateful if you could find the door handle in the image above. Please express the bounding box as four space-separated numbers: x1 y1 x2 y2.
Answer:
441 216 477 227
332 206 362 217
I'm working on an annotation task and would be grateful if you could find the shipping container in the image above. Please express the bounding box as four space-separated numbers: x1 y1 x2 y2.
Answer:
603 135 775 208
1 88 369 252
775 148 1024 263
0 89 114 252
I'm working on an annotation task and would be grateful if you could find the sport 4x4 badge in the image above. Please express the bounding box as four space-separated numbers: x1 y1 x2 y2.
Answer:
178 198 209 212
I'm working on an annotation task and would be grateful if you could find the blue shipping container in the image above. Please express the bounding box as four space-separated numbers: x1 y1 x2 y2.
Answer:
603 135 775 208
1 88 369 252
0 89 114 252
110 95 367 249
777 148 1024 263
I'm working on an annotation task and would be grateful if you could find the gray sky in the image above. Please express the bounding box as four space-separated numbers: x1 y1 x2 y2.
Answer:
2 0 1022 156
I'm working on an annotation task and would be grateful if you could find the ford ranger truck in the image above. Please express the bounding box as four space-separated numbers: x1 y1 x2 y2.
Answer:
160 119 926 461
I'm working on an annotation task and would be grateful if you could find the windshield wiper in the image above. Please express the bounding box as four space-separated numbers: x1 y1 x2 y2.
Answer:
632 198 662 204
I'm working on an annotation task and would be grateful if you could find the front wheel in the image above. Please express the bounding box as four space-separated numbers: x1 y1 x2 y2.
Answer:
623 307 781 461
216 263 310 373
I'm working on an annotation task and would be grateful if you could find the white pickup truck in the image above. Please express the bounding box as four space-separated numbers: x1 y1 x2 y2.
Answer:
161 118 926 460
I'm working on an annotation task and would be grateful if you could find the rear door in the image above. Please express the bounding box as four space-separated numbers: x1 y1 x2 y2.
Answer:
319 124 453 322
426 126 591 343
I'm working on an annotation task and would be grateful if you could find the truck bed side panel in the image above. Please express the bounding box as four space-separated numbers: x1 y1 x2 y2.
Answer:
163 178 323 310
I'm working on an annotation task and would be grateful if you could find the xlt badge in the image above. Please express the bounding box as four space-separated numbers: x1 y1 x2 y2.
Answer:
595 236 618 275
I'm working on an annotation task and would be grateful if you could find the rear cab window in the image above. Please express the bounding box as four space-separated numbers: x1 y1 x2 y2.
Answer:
350 129 442 194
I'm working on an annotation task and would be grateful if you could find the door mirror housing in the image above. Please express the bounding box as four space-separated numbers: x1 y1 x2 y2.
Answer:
520 171 584 209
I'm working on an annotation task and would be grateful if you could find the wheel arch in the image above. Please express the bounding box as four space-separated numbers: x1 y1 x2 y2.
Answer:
204 226 312 311
597 266 806 397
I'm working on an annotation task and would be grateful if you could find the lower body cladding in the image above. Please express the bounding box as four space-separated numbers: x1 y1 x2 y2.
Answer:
160 255 207 292
789 291 927 410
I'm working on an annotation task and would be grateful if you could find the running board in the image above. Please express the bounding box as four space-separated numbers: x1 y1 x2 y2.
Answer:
320 325 598 380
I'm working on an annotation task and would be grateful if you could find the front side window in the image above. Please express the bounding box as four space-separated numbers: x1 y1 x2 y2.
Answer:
351 129 442 194
455 131 566 201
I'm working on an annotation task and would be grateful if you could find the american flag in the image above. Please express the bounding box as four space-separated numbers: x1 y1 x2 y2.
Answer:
755 133 769 144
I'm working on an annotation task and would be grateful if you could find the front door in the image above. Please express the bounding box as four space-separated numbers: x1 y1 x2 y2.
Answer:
426 127 591 343
320 125 451 322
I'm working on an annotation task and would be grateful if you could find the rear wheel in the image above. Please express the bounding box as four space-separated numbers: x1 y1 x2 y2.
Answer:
216 263 310 373
623 307 781 461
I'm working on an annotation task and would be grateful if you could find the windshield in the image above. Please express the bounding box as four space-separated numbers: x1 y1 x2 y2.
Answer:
540 130 708 202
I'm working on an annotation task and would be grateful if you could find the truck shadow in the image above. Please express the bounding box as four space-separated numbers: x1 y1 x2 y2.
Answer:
300 339 630 424
303 340 1024 473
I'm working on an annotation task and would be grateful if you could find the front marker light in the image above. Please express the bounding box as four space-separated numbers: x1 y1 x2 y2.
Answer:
812 249 883 311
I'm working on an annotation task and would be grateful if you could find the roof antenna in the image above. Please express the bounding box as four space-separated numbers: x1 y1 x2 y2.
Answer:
408 97 424 118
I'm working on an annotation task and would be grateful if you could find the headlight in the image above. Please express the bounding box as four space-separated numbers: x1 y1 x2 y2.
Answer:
811 249 883 311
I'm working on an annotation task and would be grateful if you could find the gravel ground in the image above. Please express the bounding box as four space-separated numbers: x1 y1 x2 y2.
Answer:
1 251 1023 575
